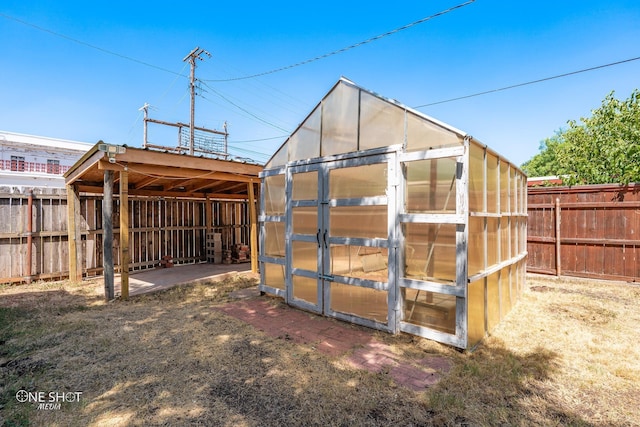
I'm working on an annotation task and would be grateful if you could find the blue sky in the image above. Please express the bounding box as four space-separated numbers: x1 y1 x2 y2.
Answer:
1 0 639 167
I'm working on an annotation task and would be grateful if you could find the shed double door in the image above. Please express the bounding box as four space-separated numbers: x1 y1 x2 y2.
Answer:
287 157 393 332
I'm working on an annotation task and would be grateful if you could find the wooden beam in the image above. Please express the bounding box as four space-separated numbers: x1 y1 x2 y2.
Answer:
75 185 249 200
163 178 193 191
119 169 130 299
103 170 115 300
184 180 224 193
248 182 258 273
66 184 82 282
98 160 255 183
134 176 160 190
65 150 105 185
116 147 263 175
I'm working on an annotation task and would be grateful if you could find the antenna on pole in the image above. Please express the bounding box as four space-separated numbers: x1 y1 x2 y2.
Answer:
183 47 211 156
139 103 150 148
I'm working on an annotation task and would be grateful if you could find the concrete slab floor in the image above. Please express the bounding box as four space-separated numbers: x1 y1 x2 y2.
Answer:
113 262 252 296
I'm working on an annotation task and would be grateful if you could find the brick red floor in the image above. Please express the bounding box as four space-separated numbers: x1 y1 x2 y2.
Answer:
215 296 452 391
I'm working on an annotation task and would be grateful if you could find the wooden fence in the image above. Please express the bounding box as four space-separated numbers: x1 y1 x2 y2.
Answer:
0 189 253 284
4 184 638 283
527 183 639 282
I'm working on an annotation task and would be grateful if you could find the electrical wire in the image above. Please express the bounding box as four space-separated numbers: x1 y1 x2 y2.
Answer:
414 55 640 108
200 82 291 132
227 135 288 144
203 0 476 82
2 1 474 83
0 12 186 77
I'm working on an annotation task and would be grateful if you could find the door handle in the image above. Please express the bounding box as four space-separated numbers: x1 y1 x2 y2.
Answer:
316 229 321 248
323 230 328 249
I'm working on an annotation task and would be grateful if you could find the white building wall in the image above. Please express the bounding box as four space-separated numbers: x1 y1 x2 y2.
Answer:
0 131 93 190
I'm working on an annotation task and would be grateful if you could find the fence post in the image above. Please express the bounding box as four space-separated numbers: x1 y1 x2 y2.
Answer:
66 184 82 283
555 197 561 276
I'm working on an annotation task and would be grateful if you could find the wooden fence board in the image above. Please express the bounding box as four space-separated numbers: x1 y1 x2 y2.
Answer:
0 191 253 284
527 183 639 282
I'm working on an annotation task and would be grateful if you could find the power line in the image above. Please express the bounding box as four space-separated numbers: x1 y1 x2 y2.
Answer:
200 82 291 132
227 135 288 144
2 2 475 84
0 12 186 77
203 0 476 82
414 55 640 108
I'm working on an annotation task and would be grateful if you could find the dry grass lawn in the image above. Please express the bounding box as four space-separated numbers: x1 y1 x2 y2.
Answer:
1 273 639 426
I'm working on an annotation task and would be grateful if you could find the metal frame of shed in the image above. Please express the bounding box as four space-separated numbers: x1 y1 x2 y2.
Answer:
259 78 527 349
64 143 262 299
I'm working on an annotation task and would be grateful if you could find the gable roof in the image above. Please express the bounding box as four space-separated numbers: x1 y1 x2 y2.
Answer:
265 77 469 169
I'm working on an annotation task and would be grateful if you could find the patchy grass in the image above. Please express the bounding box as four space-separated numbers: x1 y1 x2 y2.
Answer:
1 273 639 426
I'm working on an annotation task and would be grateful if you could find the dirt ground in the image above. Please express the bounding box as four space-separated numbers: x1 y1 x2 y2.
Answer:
1 273 639 426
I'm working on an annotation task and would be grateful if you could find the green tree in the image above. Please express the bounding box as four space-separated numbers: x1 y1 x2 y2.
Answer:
520 133 564 177
521 89 640 185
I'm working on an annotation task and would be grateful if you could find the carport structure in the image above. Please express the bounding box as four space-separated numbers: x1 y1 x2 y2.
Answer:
64 143 262 299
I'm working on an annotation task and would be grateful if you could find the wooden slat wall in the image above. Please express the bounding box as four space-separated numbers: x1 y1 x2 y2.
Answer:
0 191 252 284
527 183 640 282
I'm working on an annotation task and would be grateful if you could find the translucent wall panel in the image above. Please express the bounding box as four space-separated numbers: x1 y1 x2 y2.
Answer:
330 205 387 239
487 218 499 268
264 262 285 290
510 168 517 214
511 218 518 258
292 171 318 200
289 106 321 162
403 223 456 283
500 217 510 262
330 245 388 282
486 271 500 332
519 175 526 214
469 142 485 213
405 158 457 213
292 207 317 235
321 83 359 157
359 92 405 150
468 217 484 275
264 174 285 215
403 289 456 334
519 260 526 298
330 283 387 323
500 267 511 318
520 217 527 254
467 278 486 347
500 161 510 213
292 275 317 304
266 143 288 169
486 152 498 214
329 163 387 199
292 241 317 271
264 222 285 258
406 112 463 151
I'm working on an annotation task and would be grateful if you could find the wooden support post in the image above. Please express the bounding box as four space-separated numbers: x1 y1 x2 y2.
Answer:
205 195 212 262
555 197 561 277
119 169 130 299
103 170 114 300
248 181 258 273
66 184 83 283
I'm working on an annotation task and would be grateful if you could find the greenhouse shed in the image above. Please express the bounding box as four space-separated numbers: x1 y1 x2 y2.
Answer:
259 78 527 349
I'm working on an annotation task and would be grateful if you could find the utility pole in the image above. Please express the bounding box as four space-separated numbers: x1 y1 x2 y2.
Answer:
183 47 211 155
223 121 228 155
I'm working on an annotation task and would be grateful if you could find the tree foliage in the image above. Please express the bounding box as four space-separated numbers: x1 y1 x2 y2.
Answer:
521 89 640 185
